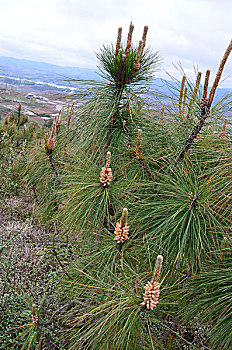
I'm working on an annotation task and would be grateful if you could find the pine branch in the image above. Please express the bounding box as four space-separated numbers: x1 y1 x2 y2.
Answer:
175 106 210 163
175 40 232 164
48 153 59 178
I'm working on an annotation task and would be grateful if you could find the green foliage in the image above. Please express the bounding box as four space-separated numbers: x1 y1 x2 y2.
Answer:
58 258 175 350
183 255 232 350
1 25 232 349
97 44 159 86
134 161 228 272
0 114 38 196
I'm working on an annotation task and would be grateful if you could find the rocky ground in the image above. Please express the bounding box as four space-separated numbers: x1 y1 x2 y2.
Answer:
0 86 67 126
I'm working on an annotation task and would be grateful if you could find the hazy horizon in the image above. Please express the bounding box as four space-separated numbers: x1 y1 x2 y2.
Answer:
0 0 231 87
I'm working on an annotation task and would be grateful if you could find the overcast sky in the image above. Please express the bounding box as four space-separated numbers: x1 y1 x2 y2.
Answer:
0 0 231 87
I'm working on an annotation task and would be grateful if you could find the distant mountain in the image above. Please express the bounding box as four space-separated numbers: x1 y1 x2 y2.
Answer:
0 56 100 83
0 56 231 102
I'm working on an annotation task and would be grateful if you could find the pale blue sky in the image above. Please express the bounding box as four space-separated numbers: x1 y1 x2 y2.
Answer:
0 0 231 86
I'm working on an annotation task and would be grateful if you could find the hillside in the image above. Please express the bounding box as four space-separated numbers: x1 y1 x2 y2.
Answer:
0 56 100 82
1 55 232 103
1 56 232 126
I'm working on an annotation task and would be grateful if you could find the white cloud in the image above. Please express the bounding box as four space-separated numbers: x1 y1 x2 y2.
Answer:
0 0 231 86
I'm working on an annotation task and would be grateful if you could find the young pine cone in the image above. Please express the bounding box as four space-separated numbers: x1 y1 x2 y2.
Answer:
32 314 39 324
100 151 112 187
32 304 38 324
47 136 55 151
141 281 160 310
47 122 56 152
114 222 129 243
200 97 210 108
134 62 141 71
99 167 112 187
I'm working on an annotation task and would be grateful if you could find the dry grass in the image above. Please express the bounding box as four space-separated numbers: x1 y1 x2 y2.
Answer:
0 196 63 349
